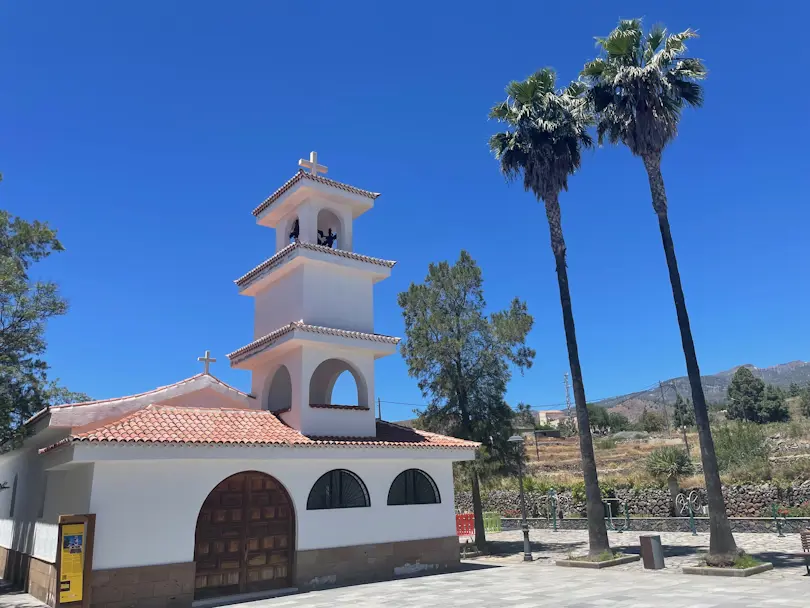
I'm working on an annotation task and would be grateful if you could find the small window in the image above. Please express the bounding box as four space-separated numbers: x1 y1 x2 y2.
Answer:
387 469 440 505
306 469 370 510
9 474 18 517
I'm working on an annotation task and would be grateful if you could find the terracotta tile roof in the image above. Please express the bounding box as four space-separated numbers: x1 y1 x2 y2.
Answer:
228 321 400 364
253 170 380 218
235 242 396 289
47 374 253 410
39 406 478 452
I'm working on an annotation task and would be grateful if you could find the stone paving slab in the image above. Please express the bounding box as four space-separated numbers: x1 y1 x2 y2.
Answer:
481 529 809 578
3 529 808 608
222 561 808 607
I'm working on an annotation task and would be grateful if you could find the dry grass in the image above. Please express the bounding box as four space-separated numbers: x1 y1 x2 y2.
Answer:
509 421 810 490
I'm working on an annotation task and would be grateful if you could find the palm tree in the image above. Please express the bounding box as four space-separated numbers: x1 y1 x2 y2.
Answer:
489 69 610 556
582 19 738 560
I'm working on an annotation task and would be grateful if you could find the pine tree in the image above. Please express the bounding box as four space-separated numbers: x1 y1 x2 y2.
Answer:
726 367 765 422
761 385 790 423
673 394 696 427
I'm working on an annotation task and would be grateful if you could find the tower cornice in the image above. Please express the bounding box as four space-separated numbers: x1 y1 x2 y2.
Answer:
235 241 396 293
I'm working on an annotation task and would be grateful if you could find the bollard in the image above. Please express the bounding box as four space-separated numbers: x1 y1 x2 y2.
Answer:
639 534 665 570
624 501 630 532
688 503 697 536
772 503 785 537
550 490 558 532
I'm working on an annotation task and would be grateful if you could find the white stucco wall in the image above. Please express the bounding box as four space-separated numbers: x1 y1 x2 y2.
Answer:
88 453 457 570
0 447 93 564
253 270 304 338
253 264 374 339
301 264 373 333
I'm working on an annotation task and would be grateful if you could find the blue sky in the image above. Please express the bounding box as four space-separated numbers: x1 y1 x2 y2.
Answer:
2 2 808 422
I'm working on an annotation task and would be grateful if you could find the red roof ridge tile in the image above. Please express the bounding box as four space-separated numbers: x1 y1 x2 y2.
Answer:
235 242 396 288
252 170 380 218
227 321 400 363
48 373 254 411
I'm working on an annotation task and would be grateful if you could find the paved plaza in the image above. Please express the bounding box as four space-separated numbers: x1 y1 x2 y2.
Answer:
480 528 809 578
2 530 808 608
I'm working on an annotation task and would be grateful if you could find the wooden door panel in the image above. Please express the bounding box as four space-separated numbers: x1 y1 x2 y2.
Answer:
194 472 293 599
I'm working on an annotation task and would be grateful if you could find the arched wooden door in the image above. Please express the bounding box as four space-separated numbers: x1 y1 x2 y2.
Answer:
194 472 294 600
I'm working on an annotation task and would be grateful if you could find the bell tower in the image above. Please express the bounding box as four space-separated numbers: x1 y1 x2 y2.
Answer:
227 152 399 437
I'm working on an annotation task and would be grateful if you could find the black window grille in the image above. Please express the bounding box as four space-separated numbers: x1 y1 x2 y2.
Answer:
387 469 440 505
307 469 370 510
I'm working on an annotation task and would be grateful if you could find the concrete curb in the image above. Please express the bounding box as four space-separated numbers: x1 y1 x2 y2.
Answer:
682 562 774 577
555 555 641 569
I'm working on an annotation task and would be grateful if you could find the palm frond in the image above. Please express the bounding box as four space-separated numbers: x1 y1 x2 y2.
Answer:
488 73 593 201
672 57 708 80
643 23 667 63
582 19 706 156
581 58 607 78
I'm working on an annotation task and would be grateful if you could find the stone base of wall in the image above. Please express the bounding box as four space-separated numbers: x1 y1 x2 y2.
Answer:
89 562 195 608
0 546 57 606
295 536 460 590
28 555 57 606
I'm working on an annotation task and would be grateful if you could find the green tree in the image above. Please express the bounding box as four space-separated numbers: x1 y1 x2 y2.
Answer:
727 367 765 422
398 250 535 550
489 69 610 555
607 411 630 432
789 383 802 398
761 385 789 423
639 408 666 433
800 389 810 418
0 211 90 445
673 394 695 428
586 403 610 433
582 18 737 560
646 446 694 515
513 402 536 429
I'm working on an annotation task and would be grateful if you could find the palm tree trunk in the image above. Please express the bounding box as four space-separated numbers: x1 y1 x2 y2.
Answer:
470 467 487 551
544 192 610 556
642 152 738 559
667 477 680 517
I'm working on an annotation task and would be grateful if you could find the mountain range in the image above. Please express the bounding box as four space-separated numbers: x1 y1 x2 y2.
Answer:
596 360 810 419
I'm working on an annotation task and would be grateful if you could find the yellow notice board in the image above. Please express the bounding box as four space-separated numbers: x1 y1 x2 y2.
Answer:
59 523 85 604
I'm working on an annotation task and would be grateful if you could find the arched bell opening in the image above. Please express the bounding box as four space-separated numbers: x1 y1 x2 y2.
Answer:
308 358 368 408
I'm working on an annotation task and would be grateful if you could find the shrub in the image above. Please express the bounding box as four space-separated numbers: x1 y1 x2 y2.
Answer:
713 422 770 473
646 446 694 479
800 389 810 418
596 438 617 450
639 409 666 433
607 412 630 432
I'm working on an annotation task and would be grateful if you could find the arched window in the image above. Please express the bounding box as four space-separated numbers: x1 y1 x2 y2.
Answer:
307 469 370 510
387 469 440 505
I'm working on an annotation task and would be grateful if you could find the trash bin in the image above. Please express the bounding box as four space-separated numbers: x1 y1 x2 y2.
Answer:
639 534 665 569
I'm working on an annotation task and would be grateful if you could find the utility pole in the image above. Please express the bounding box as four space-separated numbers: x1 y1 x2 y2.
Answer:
564 372 572 418
681 422 691 459
658 380 671 435
377 397 382 420
672 384 691 458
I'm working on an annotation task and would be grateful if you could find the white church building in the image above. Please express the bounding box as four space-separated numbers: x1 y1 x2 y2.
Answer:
0 153 477 607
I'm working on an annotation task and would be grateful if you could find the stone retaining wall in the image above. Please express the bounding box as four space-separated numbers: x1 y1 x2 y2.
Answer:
455 480 810 518
500 517 810 533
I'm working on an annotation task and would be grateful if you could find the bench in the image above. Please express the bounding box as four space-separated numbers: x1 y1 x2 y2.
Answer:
790 529 810 575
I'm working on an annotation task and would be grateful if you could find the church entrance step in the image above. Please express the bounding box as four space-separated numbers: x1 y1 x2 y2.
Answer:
192 587 298 608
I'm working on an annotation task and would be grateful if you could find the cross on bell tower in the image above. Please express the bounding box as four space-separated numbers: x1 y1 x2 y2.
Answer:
298 151 328 176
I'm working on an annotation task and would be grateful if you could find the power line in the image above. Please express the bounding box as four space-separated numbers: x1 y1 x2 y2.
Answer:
378 399 430 408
